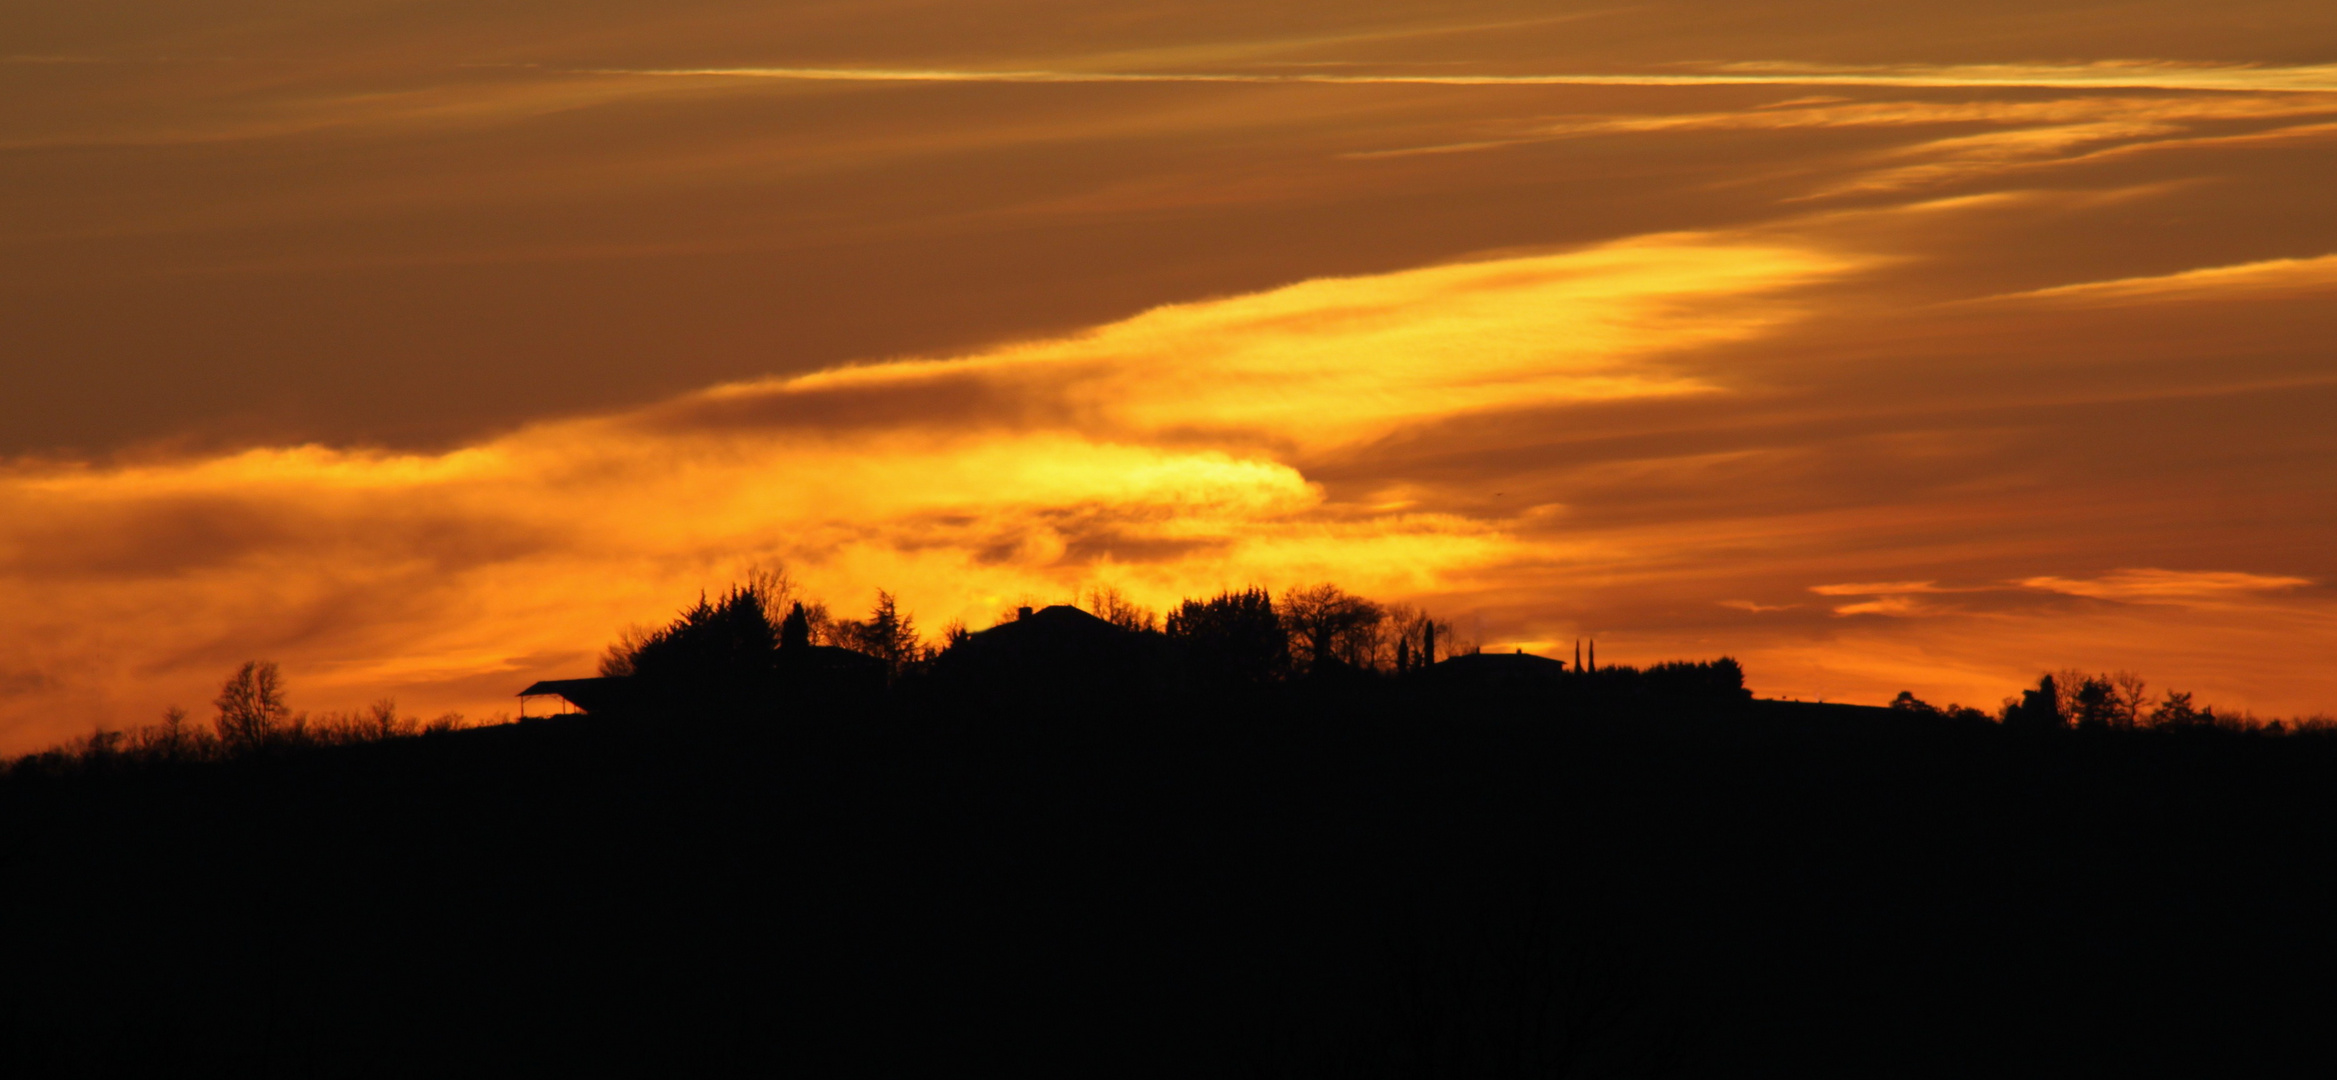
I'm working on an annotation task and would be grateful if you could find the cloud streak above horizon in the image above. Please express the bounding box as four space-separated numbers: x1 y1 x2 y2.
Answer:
592 61 2337 94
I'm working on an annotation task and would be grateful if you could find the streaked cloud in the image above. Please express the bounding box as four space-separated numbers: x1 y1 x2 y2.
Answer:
1345 91 2337 197
2021 570 2315 602
1831 595 1926 617
1811 581 1950 596
692 235 1855 451
1995 254 2337 304
601 61 2337 93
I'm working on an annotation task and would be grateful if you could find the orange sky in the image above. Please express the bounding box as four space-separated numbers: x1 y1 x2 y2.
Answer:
5 1 2336 749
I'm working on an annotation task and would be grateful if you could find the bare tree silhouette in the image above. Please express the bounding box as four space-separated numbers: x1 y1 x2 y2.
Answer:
1083 585 1159 633
1280 584 1383 674
213 660 290 752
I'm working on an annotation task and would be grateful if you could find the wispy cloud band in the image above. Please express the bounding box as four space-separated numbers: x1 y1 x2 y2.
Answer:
595 61 2337 94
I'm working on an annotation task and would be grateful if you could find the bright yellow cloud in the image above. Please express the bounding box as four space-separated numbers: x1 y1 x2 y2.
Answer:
734 235 1856 451
0 232 1852 750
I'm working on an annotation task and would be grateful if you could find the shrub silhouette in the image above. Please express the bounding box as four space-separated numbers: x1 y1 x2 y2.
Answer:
1165 588 1289 686
1641 658 1750 701
1889 691 1990 723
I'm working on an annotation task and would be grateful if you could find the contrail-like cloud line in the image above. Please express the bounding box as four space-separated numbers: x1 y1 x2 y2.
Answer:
590 61 2337 93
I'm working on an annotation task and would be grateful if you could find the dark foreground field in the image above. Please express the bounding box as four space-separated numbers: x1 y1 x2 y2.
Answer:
5 690 2336 1077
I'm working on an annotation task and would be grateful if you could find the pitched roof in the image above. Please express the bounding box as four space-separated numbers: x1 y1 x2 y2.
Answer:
1426 651 1568 683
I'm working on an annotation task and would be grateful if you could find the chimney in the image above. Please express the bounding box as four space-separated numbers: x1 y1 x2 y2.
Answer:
1017 606 1033 620
1424 622 1436 665
1589 639 1596 673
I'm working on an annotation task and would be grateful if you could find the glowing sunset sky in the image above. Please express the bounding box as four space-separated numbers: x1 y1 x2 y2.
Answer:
5 1 2336 748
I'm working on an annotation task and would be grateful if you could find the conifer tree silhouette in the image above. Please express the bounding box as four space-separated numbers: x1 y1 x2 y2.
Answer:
780 602 812 650
626 586 778 685
850 591 919 678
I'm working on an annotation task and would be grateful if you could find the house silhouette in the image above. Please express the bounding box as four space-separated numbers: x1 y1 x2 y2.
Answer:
519 641 885 717
1420 650 1569 688
929 604 1176 706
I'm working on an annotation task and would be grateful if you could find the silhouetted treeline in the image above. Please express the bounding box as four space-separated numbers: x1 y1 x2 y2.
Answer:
9 654 2337 1076
551 573 2332 742
566 575 1755 717
11 571 2328 782
6 660 469 780
1895 667 2335 735
1 569 2334 1077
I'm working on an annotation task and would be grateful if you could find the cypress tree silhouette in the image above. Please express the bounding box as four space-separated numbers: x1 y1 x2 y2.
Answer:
780 601 812 650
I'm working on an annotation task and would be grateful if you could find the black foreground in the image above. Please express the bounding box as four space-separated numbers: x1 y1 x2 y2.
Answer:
5 689 2336 1078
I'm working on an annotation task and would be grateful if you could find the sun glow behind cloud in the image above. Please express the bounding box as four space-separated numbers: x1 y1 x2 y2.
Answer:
714 236 1845 450
0 234 1838 747
9 193 2337 743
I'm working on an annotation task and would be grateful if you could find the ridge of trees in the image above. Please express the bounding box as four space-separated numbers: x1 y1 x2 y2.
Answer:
10 572 2332 779
9 658 468 777
595 576 1467 686
1900 666 2334 734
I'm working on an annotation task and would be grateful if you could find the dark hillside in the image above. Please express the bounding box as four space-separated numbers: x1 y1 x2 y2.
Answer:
5 690 2337 1077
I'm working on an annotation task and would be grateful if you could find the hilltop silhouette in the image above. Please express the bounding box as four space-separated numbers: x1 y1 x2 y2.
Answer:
4 575 2335 1077
510 581 1760 726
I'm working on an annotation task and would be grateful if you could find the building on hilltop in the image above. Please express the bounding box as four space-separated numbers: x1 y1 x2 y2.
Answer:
929 604 1177 707
1418 649 1570 690
518 640 886 718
